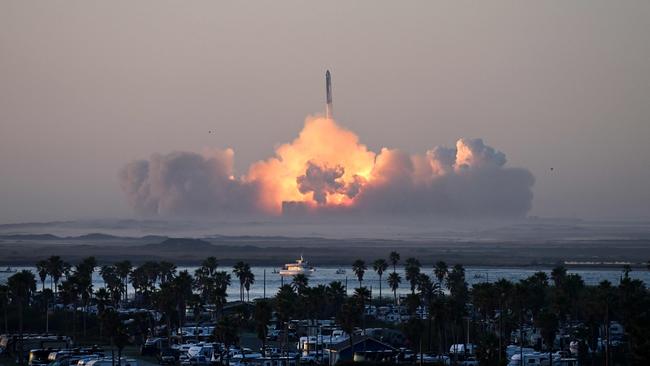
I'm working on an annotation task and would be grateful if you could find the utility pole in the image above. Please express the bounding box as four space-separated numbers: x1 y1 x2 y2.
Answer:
498 298 503 365
329 332 333 366
519 308 524 366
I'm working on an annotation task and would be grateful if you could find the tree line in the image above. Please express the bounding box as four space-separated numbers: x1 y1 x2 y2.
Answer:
1 255 649 365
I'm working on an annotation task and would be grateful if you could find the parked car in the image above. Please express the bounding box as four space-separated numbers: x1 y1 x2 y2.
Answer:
157 348 177 365
187 356 210 366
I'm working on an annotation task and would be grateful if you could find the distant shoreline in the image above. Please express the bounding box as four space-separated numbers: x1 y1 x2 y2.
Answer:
1 235 649 268
1 218 648 267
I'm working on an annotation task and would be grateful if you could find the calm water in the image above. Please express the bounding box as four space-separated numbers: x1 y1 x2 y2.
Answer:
2 266 649 301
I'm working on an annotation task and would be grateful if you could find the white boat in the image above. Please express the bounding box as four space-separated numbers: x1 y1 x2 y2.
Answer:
335 268 346 275
279 256 315 277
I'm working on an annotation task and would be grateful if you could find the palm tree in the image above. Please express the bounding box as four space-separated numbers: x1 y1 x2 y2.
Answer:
213 271 231 318
132 262 161 306
622 264 632 279
274 285 297 356
102 309 129 366
76 273 93 337
95 288 111 338
194 267 213 302
476 333 501 366
373 259 389 303
254 300 273 355
388 272 402 305
214 271 232 292
326 281 346 317
428 294 448 355
194 257 219 302
100 265 122 305
535 308 559 365
62 262 72 280
129 266 150 304
73 257 97 337
444 265 468 357
434 261 448 288
418 274 439 302
189 294 203 329
551 265 567 288
142 261 160 289
416 274 440 353
389 251 400 272
242 269 255 302
40 288 53 333
153 282 177 343
214 315 240 348
492 278 513 359
405 258 421 294
78 256 97 284
158 261 177 284
47 256 65 294
403 293 421 316
202 257 219 276
36 260 49 292
292 274 309 295
337 298 361 350
353 287 371 308
0 285 9 333
7 270 37 366
352 259 367 288
403 318 425 362
305 285 327 322
114 260 132 303
511 282 529 363
353 286 371 337
172 271 194 329
232 261 249 302
592 279 615 364
59 275 81 340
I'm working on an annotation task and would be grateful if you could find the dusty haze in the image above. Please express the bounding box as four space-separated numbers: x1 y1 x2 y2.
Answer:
1 1 650 222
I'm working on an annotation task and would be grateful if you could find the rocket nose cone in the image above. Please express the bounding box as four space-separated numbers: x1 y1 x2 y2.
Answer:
326 70 330 77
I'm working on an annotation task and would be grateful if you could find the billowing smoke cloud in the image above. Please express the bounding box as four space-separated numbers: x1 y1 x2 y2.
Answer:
352 139 534 216
297 162 346 204
119 149 259 215
296 162 367 204
120 117 534 217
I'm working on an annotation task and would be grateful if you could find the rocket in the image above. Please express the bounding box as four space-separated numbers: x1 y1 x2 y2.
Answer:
325 70 333 119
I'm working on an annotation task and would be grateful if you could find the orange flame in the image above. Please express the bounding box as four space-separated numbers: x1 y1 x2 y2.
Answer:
247 117 376 213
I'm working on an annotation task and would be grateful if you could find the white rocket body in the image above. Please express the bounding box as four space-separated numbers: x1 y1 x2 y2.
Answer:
325 70 333 119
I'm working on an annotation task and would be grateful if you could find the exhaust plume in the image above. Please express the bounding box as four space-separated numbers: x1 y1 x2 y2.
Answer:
119 149 259 215
120 117 534 218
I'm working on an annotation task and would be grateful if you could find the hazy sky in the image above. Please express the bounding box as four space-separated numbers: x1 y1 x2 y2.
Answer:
1 1 649 223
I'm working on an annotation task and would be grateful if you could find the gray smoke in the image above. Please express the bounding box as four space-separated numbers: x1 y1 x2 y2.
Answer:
119 149 259 215
296 161 367 204
120 138 534 218
352 138 534 217
296 162 346 204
